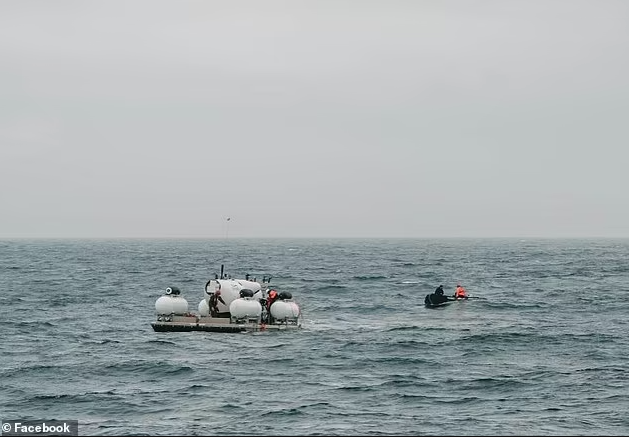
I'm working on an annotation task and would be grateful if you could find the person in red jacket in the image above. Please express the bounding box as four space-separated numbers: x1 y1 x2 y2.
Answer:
454 284 468 299
266 289 279 311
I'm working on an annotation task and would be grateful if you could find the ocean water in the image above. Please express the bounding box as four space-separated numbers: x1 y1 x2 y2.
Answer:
1 238 628 436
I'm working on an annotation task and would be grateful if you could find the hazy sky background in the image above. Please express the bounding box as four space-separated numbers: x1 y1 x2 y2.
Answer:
1 0 628 239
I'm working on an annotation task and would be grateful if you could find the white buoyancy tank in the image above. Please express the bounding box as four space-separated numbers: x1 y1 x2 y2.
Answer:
155 295 189 315
230 298 262 319
270 300 301 320
236 279 262 294
198 299 209 316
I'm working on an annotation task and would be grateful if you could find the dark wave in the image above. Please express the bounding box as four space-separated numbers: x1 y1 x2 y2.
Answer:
309 284 349 293
101 360 195 376
353 275 388 281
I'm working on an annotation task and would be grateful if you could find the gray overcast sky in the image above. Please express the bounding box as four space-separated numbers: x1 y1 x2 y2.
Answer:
1 0 628 239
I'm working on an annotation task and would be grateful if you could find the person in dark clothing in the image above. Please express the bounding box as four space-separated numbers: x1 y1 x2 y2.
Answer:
208 290 226 317
425 285 451 306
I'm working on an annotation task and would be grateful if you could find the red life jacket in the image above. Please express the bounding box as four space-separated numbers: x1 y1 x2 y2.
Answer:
267 290 278 309
455 286 467 298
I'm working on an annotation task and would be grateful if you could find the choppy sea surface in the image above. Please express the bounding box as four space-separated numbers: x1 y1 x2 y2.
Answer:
1 238 628 436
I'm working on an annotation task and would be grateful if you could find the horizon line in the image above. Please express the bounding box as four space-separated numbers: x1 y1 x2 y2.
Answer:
1 236 628 240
